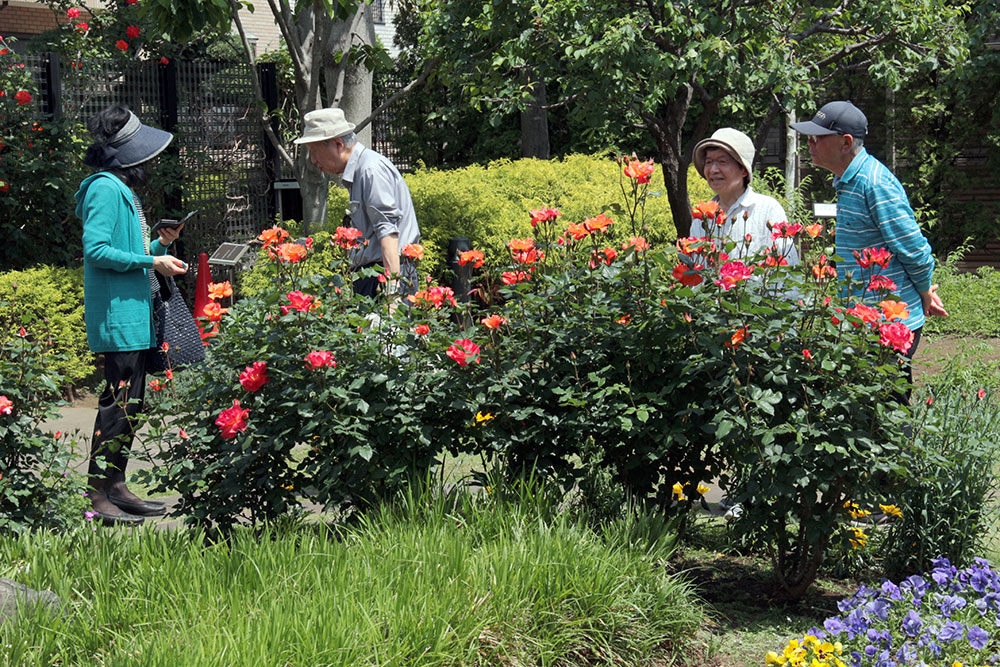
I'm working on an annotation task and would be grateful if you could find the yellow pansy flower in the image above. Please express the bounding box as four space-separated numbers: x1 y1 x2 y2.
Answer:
879 503 903 518
696 482 710 495
849 527 868 549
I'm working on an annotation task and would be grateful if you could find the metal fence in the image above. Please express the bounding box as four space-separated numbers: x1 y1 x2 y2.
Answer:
26 54 276 262
372 68 410 171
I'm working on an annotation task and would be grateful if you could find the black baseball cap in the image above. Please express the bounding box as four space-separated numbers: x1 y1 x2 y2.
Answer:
791 101 868 140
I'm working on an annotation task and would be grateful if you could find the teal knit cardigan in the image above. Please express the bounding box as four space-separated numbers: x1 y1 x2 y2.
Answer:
76 173 169 353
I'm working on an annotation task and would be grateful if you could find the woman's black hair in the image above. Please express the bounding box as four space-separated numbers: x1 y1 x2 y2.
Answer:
85 105 149 188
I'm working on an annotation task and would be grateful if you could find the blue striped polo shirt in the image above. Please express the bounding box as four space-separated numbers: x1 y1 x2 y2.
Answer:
834 149 935 331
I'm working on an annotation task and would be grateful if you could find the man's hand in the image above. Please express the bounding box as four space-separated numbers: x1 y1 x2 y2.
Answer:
920 284 948 317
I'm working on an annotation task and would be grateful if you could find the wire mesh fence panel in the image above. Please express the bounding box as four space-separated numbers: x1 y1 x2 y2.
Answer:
372 69 409 171
174 61 271 255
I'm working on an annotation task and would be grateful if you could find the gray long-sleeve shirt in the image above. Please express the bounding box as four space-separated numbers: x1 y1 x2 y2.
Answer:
341 143 420 268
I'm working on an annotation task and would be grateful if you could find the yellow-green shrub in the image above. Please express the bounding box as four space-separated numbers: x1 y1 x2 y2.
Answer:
0 266 93 385
239 231 337 298
325 154 715 277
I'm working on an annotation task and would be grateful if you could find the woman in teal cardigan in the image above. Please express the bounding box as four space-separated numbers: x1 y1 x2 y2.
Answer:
77 106 187 526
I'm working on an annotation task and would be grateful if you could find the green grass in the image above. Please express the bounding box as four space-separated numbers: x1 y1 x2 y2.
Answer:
0 485 703 666
675 517 861 667
924 262 1000 338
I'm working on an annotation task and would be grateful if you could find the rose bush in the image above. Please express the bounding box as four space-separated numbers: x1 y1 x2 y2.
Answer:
142 156 917 600
0 317 86 535
0 34 89 269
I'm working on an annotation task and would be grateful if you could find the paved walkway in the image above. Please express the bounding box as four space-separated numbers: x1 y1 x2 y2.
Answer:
45 405 185 530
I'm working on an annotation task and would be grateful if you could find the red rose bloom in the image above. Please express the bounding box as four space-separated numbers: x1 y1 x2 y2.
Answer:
216 399 249 439
331 226 363 249
282 290 317 314
239 362 269 392
879 321 914 354
14 90 32 105
529 207 561 227
868 275 898 293
714 260 753 291
414 324 430 335
672 263 704 287
446 339 481 366
126 26 140 39
304 350 336 370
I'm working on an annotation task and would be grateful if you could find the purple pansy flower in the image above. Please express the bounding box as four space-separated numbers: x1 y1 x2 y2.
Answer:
939 620 964 643
968 625 989 650
902 610 923 637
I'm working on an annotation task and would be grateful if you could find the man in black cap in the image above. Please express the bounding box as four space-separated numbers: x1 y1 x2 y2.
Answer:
792 101 947 397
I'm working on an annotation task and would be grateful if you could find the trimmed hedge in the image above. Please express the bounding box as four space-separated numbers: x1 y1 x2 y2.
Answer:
326 154 715 277
0 265 93 386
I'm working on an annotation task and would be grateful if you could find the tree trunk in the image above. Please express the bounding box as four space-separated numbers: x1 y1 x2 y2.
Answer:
647 87 694 238
297 151 330 234
520 71 549 159
334 3 376 147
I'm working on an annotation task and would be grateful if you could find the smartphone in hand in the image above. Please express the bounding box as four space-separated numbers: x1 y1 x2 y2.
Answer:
152 209 198 236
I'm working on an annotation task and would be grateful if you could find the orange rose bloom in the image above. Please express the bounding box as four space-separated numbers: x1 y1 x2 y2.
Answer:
509 238 535 253
208 281 233 300
623 157 655 184
622 236 650 252
583 214 614 233
258 226 289 247
481 314 507 329
805 223 824 238
275 242 307 263
402 243 424 261
565 223 590 240
458 249 485 269
879 300 910 322
725 328 747 348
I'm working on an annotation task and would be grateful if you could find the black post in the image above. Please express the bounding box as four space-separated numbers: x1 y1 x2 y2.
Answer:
157 60 182 216
447 237 473 302
41 52 62 121
258 62 280 223
157 60 178 131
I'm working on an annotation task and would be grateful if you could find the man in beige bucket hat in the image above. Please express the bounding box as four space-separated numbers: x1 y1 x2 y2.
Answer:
689 127 798 265
295 108 420 297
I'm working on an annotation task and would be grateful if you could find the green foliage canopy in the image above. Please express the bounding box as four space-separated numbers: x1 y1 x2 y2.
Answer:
419 0 967 236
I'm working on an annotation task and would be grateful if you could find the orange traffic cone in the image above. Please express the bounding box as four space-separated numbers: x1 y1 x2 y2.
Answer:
193 253 218 342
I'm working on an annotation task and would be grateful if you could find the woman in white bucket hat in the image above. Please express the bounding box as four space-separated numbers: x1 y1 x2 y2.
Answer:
690 128 798 265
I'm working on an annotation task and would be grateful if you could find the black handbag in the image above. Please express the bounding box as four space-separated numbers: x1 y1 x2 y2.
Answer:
148 272 206 373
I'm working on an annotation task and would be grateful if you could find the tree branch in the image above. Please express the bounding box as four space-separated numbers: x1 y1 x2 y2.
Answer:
791 0 852 43
228 0 294 170
265 0 307 83
814 32 895 68
354 57 441 132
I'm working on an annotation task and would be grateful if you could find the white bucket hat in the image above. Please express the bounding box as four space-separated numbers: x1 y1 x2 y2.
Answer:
293 108 356 144
692 128 755 184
